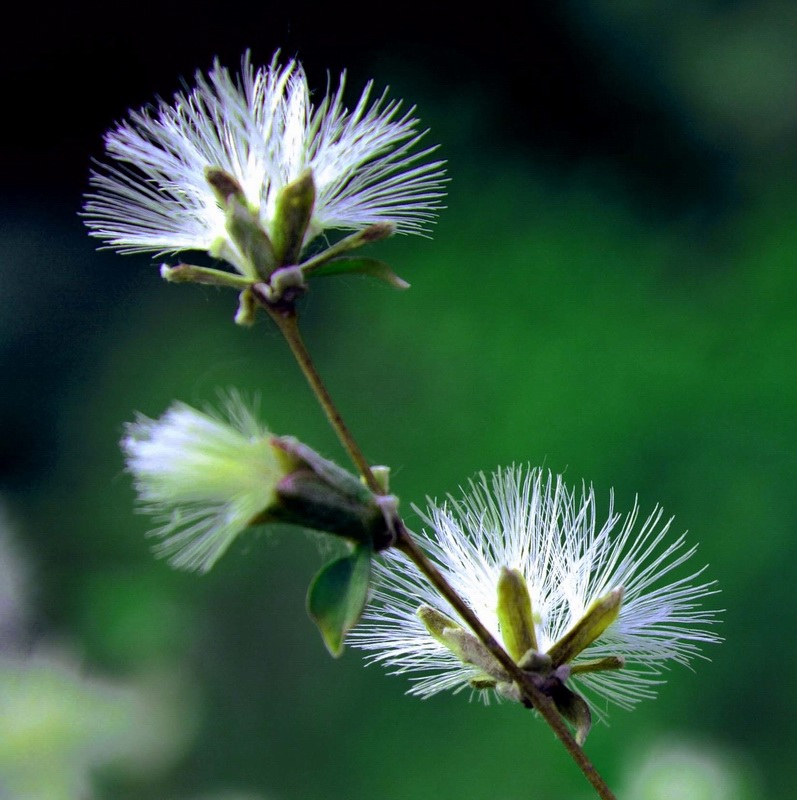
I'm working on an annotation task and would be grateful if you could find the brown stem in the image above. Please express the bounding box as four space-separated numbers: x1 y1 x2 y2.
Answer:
266 307 382 496
395 522 616 800
266 304 616 800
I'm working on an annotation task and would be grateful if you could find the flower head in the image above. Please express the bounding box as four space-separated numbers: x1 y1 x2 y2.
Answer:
351 466 721 721
84 52 446 278
121 397 284 573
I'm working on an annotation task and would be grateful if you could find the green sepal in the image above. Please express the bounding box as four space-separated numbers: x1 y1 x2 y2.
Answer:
226 198 276 280
263 436 395 550
496 567 538 662
160 263 254 290
299 223 396 274
570 655 625 675
271 436 374 505
550 684 592 746
416 606 509 682
205 166 247 206
307 257 410 290
546 587 624 667
307 544 372 657
272 171 315 266
270 470 385 545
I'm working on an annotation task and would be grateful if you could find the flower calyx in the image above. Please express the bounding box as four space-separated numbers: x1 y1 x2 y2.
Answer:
417 568 627 744
256 436 400 659
161 166 409 323
260 435 397 552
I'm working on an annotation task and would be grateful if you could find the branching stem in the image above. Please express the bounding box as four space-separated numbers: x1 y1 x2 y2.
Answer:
395 523 616 800
268 304 617 800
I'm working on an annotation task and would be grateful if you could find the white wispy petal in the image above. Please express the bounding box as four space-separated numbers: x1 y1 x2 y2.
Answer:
84 52 446 273
350 466 721 716
121 397 281 573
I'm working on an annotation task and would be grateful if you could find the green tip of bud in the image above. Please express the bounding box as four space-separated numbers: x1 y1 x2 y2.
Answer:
496 566 538 662
272 170 316 266
546 586 624 667
367 466 391 493
205 166 247 206
234 288 258 327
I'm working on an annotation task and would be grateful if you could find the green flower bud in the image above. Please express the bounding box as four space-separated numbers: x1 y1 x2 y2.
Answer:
121 396 396 572
271 170 315 267
546 588 624 668
496 566 538 661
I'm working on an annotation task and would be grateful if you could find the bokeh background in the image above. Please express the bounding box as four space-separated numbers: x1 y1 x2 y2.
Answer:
2 1 795 798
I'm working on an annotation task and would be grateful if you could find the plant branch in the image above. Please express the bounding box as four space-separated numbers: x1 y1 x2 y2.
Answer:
267 304 616 800
266 307 382 496
395 522 617 800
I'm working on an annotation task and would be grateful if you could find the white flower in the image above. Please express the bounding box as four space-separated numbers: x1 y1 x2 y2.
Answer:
84 52 446 276
351 466 721 717
122 397 284 573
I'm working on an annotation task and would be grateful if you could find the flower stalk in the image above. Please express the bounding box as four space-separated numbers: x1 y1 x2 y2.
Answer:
394 523 617 800
88 51 722 800
266 303 618 800
262 304 384 497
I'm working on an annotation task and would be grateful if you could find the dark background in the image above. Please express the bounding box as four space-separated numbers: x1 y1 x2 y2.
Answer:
3 2 795 798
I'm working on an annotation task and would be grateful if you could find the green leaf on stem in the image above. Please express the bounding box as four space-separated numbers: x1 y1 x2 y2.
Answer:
308 257 410 290
307 544 372 657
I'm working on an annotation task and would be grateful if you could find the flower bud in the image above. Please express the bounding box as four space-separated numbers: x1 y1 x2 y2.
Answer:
271 170 315 267
122 397 395 573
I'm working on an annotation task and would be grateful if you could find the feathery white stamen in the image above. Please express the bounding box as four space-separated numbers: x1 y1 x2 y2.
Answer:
84 52 446 274
121 396 282 573
350 466 721 717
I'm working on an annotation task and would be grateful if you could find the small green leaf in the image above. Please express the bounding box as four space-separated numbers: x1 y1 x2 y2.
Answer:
307 545 372 657
308 257 410 290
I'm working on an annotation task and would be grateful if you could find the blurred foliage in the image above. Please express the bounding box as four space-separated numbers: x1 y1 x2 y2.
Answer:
3 2 797 798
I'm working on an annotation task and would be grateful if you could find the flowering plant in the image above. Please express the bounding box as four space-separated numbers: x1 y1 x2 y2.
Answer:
85 53 446 322
352 467 720 741
85 51 720 800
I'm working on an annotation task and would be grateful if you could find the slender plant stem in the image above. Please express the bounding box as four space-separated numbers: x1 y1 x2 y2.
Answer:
268 304 616 800
266 307 382 495
395 523 616 800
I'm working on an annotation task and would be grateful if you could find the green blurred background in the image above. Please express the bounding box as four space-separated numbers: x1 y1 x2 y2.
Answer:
2 1 795 797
